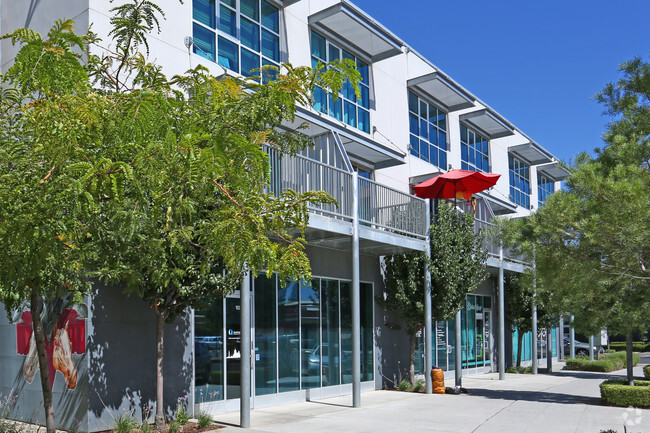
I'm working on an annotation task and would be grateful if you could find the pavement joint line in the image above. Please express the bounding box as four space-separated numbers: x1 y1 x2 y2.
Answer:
573 404 588 433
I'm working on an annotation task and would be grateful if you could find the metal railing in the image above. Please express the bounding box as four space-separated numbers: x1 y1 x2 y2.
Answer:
264 145 427 238
358 177 427 238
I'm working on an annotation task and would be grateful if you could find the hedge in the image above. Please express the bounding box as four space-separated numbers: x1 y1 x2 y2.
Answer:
565 351 640 372
644 365 650 380
600 380 650 408
609 341 650 352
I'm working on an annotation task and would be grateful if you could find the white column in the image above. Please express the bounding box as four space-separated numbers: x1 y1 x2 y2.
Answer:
424 199 432 394
498 245 505 380
240 272 251 428
351 171 361 407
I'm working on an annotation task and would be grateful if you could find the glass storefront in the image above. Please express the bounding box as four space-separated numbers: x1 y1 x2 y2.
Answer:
194 275 374 403
415 294 492 375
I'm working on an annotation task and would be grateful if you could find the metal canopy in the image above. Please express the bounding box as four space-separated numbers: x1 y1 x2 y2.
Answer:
509 143 553 165
308 3 403 62
460 109 515 139
408 73 475 112
477 191 517 215
537 162 571 181
283 107 406 169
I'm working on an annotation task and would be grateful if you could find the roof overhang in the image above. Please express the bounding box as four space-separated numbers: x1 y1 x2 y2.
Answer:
476 191 517 215
283 106 406 169
537 162 571 181
460 109 515 139
308 3 403 62
407 73 475 112
509 143 553 165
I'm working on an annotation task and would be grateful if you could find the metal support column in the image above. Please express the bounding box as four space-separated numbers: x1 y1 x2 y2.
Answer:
569 315 575 359
559 316 565 360
424 199 433 394
498 245 505 380
454 309 462 388
589 335 595 361
546 327 552 372
532 248 538 375
351 171 361 408
240 272 251 428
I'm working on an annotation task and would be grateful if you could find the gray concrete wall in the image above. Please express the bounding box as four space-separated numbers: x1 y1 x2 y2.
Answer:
87 283 193 432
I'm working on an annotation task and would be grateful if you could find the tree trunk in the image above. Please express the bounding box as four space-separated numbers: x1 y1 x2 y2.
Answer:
516 331 523 368
154 306 166 429
408 333 416 385
30 288 56 433
626 331 635 386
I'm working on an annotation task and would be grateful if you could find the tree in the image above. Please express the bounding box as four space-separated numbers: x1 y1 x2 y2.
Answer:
0 21 128 433
498 56 650 385
381 203 488 384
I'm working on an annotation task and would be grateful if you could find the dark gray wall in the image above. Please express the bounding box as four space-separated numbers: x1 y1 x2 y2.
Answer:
87 283 192 432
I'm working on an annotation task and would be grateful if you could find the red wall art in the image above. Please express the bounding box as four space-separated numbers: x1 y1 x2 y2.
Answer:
16 308 86 390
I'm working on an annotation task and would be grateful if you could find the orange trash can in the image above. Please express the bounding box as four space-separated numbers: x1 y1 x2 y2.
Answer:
431 368 445 394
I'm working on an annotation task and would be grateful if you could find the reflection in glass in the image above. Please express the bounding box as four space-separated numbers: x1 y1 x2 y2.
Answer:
226 297 241 399
360 283 374 381
340 282 352 384
301 279 320 388
321 279 340 386
255 275 277 396
278 280 299 392
194 299 224 402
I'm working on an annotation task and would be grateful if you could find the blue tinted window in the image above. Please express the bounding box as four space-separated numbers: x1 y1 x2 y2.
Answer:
409 113 418 135
408 92 447 168
460 124 489 172
241 47 260 77
240 0 258 20
509 155 530 207
261 0 278 32
219 4 236 36
218 36 239 71
261 58 278 84
311 32 326 59
357 59 368 82
193 23 215 60
329 45 340 61
358 109 370 133
410 135 419 157
344 101 356 127
194 0 215 28
261 29 279 62
328 94 342 121
359 86 369 108
313 87 327 113
240 17 260 51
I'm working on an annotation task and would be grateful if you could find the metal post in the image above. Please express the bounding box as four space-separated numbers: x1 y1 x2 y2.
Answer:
569 315 575 359
240 272 251 428
589 335 595 361
190 308 196 417
559 316 565 360
454 309 462 388
351 171 361 408
531 248 538 375
546 327 552 373
498 245 505 380
424 199 433 394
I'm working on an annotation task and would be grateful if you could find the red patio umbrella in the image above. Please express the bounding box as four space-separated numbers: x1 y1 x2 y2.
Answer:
413 169 501 201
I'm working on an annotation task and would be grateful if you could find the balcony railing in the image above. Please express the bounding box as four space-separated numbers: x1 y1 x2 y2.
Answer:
264 145 427 239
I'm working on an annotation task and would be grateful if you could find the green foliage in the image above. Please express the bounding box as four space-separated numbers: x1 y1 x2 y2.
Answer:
139 423 151 433
174 405 189 426
609 342 650 352
600 380 650 408
412 379 425 392
397 380 413 392
565 351 640 372
196 413 212 429
505 366 533 374
167 420 180 433
114 414 139 433
644 365 650 380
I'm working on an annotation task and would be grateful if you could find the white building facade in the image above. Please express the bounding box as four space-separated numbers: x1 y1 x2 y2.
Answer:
0 0 569 429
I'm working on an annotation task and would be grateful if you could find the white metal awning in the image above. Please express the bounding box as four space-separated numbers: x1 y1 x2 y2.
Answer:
407 73 475 112
509 143 553 165
308 3 403 62
460 109 515 139
537 162 571 181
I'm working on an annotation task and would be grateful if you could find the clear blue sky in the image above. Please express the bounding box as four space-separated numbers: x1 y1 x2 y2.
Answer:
351 0 650 163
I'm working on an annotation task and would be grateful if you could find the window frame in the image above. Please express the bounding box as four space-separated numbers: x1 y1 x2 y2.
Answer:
309 30 371 134
407 90 448 169
192 0 281 82
460 123 490 173
537 173 554 207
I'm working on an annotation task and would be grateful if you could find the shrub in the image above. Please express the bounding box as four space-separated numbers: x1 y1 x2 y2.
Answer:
600 380 650 408
398 380 413 392
168 420 180 433
644 365 650 380
412 379 425 392
566 351 640 372
175 405 189 426
197 412 212 429
140 423 151 433
609 342 650 352
114 414 139 433
0 420 23 433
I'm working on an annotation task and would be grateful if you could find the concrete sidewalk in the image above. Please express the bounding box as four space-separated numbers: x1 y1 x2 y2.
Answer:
212 357 650 433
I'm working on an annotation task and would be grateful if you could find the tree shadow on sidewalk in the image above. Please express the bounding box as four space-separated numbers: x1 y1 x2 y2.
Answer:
467 387 601 406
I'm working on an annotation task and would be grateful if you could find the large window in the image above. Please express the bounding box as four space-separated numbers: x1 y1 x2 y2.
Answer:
408 92 447 168
310 31 370 133
537 174 554 207
192 0 280 81
509 155 530 208
460 124 489 172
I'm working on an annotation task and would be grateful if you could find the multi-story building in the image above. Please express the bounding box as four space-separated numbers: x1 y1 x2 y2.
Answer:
0 0 569 430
